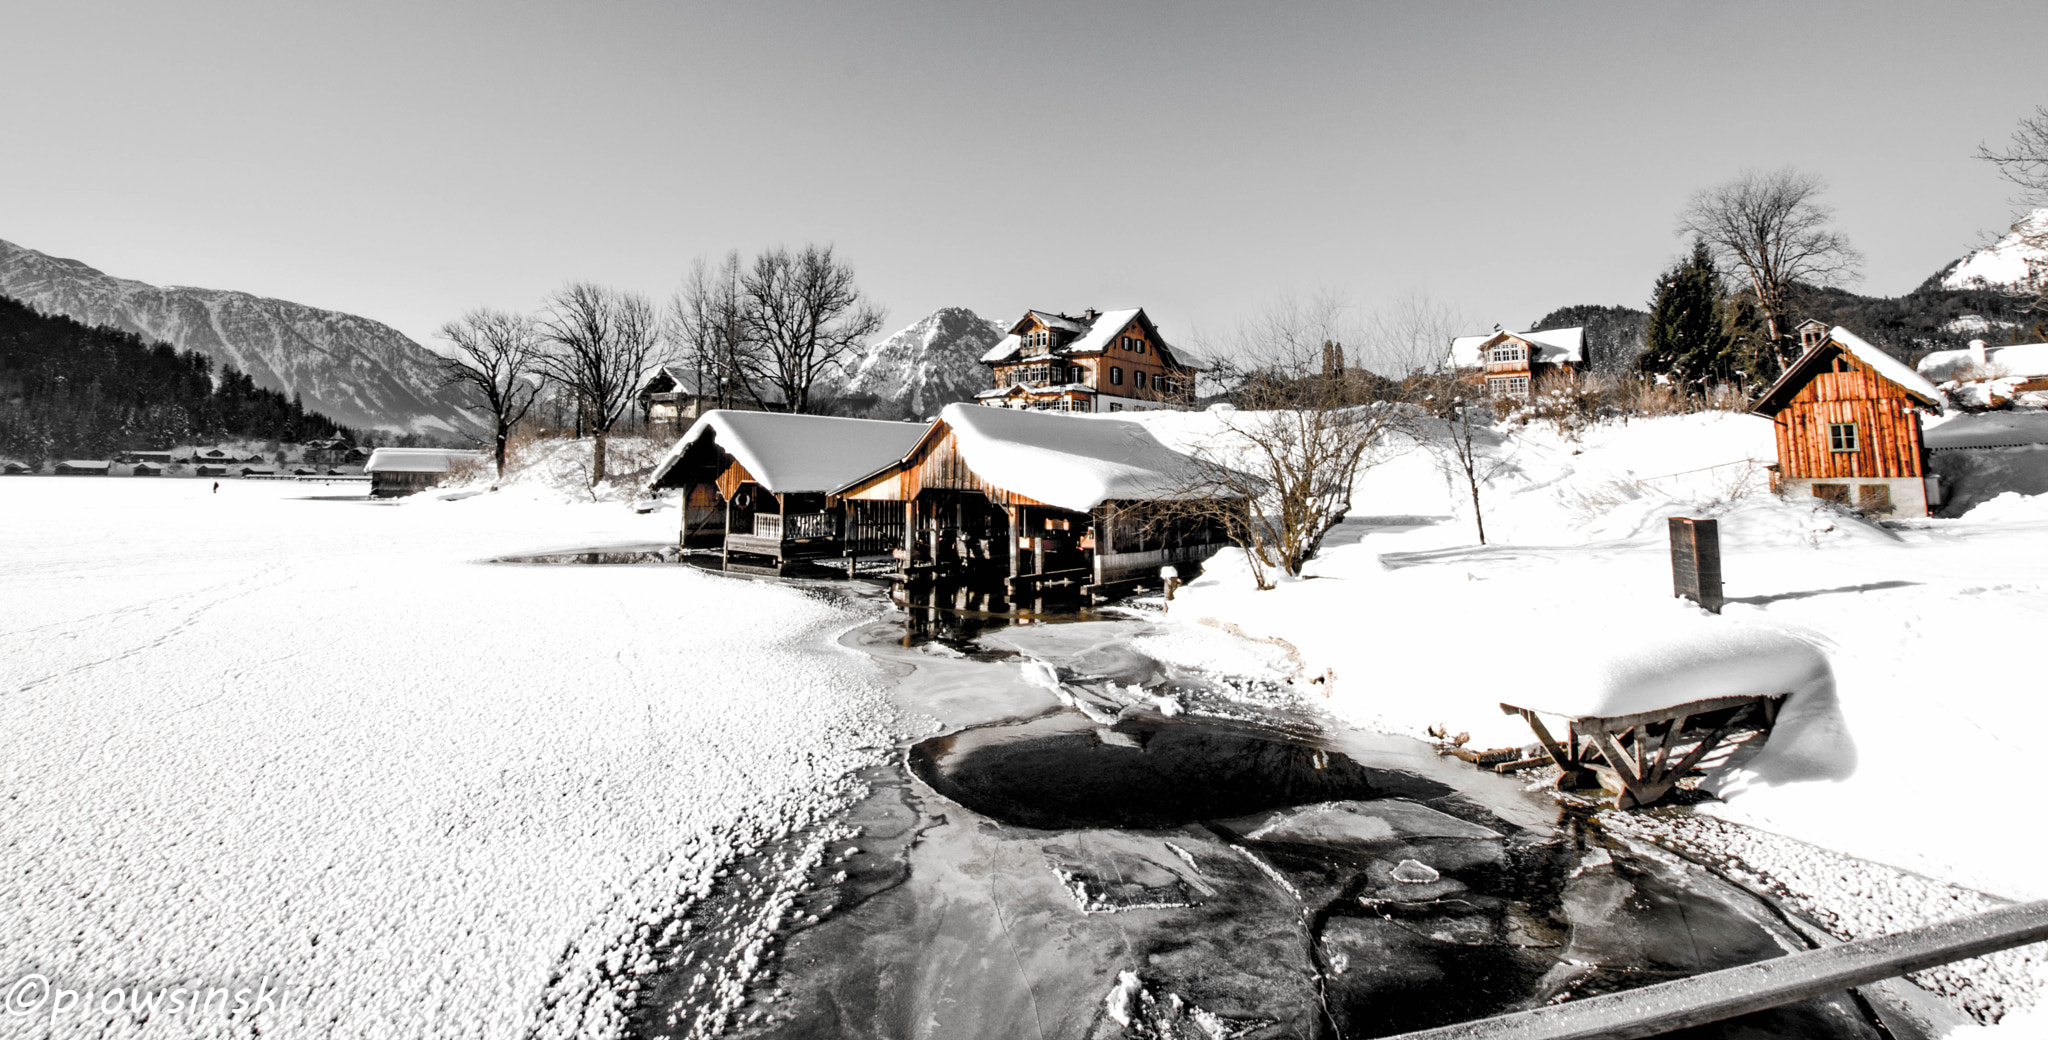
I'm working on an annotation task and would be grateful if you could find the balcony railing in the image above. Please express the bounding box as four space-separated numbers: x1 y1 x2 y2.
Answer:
752 513 835 540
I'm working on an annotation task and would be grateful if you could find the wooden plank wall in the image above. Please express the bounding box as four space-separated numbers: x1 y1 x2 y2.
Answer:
838 424 1058 510
1774 349 1925 481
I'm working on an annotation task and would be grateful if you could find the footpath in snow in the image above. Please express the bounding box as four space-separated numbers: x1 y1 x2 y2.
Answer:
0 477 901 1039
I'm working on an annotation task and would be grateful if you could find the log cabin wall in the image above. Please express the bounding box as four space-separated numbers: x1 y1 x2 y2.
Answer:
1771 347 1926 482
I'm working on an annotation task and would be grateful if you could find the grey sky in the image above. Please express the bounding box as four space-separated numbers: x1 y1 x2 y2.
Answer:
6 0 2046 357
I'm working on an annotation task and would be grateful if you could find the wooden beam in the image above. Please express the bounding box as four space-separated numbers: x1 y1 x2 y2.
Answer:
1381 900 2048 1040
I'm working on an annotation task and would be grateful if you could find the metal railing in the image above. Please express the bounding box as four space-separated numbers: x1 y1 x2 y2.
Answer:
752 513 834 540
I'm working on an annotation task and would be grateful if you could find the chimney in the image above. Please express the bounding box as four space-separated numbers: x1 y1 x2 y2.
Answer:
1969 339 1988 366
1083 308 1099 323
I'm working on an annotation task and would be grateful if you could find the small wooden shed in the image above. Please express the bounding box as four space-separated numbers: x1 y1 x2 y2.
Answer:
834 403 1235 598
362 448 484 497
1750 322 1945 517
645 411 931 563
54 460 113 476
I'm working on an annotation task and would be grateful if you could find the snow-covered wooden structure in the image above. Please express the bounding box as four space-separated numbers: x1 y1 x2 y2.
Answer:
1751 322 1944 517
362 448 483 497
1448 326 1585 400
637 365 786 434
645 411 930 563
976 308 1197 414
54 460 112 475
1916 338 2048 409
833 403 1234 598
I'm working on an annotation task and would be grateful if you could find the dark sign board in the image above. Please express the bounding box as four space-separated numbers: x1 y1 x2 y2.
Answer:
1669 517 1723 614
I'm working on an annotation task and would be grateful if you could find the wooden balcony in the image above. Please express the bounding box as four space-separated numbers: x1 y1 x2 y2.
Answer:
725 512 840 560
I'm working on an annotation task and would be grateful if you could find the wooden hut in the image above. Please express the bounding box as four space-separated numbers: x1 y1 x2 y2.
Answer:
362 448 484 497
645 411 930 564
834 403 1235 599
54 460 113 476
132 462 164 476
1 460 31 475
1751 322 1945 517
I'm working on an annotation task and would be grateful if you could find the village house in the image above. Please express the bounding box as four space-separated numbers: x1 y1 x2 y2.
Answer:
362 448 484 497
1 460 30 475
645 411 929 565
1447 326 1587 400
54 460 113 476
1751 321 1945 517
302 437 357 466
834 403 1235 600
638 365 787 434
116 450 175 465
132 463 164 476
976 308 1197 413
1915 338 2048 409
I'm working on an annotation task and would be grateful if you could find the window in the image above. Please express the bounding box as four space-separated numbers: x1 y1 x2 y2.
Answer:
1109 403 1123 412
1812 483 1850 504
1828 423 1858 452
1488 343 1526 364
1109 366 1124 386
1134 371 1147 389
1857 484 1892 512
1120 335 1132 351
1486 375 1529 398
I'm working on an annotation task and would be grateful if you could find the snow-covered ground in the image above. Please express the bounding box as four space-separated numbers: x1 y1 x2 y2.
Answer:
0 477 900 1038
1135 408 2048 1027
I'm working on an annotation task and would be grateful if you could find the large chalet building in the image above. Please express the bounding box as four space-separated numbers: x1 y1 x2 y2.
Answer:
977 308 1197 413
1448 326 1586 399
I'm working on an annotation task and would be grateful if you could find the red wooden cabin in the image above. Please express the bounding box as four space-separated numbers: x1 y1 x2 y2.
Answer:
1750 322 1946 517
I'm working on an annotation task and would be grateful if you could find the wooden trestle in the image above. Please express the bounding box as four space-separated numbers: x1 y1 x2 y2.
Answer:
1500 694 1784 809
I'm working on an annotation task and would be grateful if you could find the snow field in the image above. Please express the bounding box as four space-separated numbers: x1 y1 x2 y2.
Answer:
0 479 901 1038
1137 409 2048 1025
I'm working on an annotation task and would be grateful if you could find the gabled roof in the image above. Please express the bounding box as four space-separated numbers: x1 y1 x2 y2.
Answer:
839 403 1222 512
363 448 484 474
981 308 1182 366
641 364 788 406
1750 326 1946 416
1448 327 1584 367
647 410 930 494
1916 341 2048 383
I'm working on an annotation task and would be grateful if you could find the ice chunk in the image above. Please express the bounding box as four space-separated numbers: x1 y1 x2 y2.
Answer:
1391 859 1441 885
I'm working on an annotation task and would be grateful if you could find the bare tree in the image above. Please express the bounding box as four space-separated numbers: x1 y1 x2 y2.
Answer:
739 245 885 414
668 251 760 411
437 308 541 482
534 283 665 486
1385 295 1513 545
1678 168 1863 372
1167 294 1409 589
1976 105 2048 310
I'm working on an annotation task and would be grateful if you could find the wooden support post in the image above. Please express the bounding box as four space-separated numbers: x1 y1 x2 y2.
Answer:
1006 505 1021 585
1669 517 1724 613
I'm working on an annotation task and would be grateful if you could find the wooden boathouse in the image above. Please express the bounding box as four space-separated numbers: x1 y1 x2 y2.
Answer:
833 403 1236 599
362 448 484 497
645 411 930 565
1751 322 1946 517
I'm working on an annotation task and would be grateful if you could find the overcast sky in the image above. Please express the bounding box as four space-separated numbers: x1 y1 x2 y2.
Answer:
6 0 2046 355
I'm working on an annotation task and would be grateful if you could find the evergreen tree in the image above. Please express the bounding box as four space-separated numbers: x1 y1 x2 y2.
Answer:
1639 240 1740 389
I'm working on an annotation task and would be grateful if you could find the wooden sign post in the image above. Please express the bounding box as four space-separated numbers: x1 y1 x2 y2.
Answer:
1669 517 1723 614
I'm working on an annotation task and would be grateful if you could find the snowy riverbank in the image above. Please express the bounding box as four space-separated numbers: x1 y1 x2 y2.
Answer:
1139 410 2048 1027
0 479 902 1038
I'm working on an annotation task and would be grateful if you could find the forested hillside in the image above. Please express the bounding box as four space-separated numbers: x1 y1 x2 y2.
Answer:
0 295 350 461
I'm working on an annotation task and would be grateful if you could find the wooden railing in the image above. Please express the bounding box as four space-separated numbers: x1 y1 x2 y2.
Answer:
751 513 835 541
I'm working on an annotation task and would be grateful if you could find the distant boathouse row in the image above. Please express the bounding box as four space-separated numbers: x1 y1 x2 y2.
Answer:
646 404 1237 598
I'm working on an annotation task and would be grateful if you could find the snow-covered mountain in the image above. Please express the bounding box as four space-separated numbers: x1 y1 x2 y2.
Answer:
0 238 479 437
1937 208 2048 293
835 306 1004 419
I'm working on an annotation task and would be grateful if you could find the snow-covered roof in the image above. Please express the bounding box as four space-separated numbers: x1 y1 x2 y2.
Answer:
58 460 112 469
1924 411 2048 451
1499 616 1830 721
363 448 484 474
1752 327 1946 415
916 402 1220 512
979 333 1025 363
642 365 787 406
647 410 931 494
1448 327 1585 367
981 308 1159 364
1916 341 2048 382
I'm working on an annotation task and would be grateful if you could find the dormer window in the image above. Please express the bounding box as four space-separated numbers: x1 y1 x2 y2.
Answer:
1800 323 1827 352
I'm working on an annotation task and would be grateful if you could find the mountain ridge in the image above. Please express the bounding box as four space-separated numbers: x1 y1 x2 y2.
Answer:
0 238 478 437
832 306 1003 419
